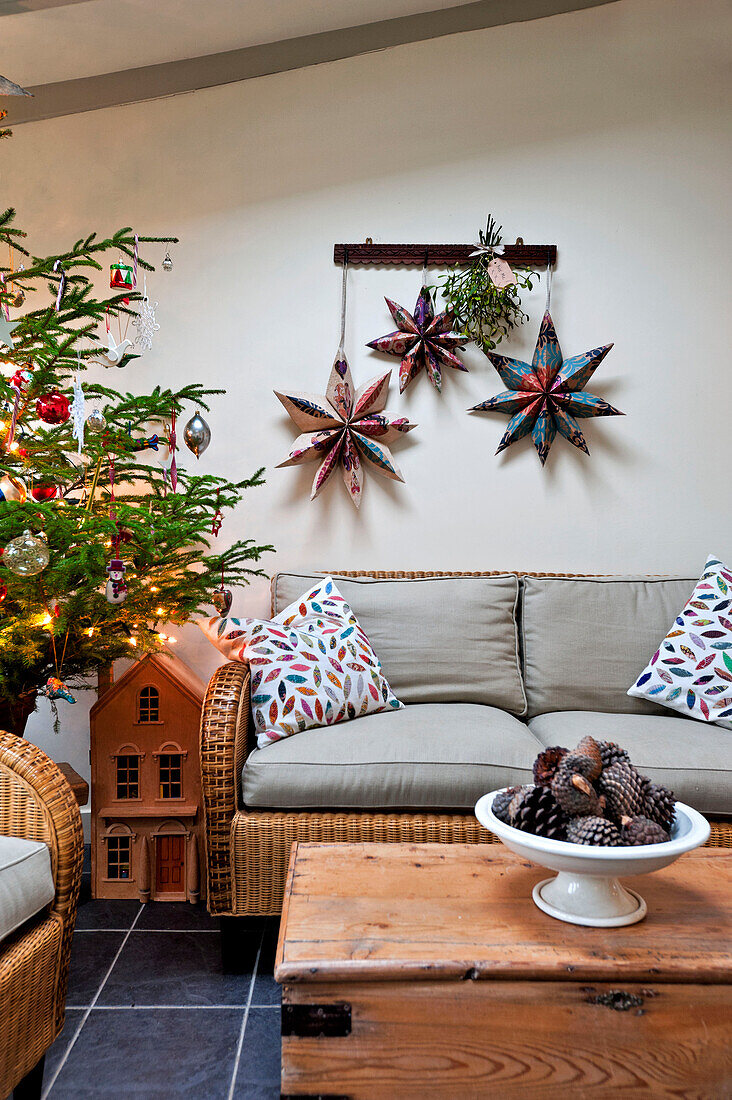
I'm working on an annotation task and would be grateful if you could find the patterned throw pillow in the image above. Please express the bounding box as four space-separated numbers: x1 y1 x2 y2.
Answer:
628 554 732 729
198 577 403 747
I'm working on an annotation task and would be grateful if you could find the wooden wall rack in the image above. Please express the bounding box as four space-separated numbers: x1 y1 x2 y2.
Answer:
333 242 556 267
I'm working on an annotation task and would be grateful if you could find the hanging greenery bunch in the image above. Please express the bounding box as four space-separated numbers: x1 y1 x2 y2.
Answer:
433 216 538 354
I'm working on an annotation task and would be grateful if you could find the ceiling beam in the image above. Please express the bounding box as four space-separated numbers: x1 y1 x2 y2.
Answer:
0 0 96 14
5 0 619 125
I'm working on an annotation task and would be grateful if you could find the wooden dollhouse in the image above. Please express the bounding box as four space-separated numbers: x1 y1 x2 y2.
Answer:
89 651 206 903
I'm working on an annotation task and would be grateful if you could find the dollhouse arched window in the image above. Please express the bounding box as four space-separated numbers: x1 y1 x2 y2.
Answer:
138 685 160 723
103 824 134 881
155 741 187 800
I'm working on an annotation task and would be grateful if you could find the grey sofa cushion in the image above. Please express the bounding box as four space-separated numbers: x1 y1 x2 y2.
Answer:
243 703 540 810
0 836 54 946
528 710 731 815
521 575 696 718
272 573 526 715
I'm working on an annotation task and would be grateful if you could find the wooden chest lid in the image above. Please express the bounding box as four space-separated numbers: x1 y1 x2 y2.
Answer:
275 843 731 986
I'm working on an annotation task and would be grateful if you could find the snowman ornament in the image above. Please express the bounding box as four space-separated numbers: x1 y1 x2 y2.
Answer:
105 558 128 604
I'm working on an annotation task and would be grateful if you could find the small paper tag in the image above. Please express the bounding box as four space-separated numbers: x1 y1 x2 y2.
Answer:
487 257 516 288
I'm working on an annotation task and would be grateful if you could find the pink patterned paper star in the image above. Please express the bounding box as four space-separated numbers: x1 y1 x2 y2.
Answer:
367 286 467 393
275 356 415 508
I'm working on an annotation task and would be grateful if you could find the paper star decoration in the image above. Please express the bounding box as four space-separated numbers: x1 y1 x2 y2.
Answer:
0 315 19 351
367 286 467 393
470 311 622 465
275 356 415 508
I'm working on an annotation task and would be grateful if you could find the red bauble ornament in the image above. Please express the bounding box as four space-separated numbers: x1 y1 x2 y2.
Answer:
30 482 58 502
0 583 7 604
36 390 71 425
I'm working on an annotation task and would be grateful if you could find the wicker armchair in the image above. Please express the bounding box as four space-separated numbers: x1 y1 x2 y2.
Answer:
199 571 732 923
0 731 84 1100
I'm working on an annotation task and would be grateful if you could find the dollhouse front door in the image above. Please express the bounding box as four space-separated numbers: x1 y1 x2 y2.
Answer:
156 834 185 895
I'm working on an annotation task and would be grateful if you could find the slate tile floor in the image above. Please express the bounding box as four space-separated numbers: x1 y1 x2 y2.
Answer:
39 849 282 1100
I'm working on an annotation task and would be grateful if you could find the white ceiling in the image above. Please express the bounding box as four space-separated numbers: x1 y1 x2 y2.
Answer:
2 0 475 86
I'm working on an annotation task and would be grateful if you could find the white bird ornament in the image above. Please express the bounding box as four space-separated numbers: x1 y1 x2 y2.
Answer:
101 332 133 366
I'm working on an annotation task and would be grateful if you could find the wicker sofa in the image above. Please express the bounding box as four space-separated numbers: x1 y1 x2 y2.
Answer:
199 570 732 923
0 731 83 1100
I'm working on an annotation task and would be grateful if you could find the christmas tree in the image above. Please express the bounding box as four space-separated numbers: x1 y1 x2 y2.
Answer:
0 111 272 736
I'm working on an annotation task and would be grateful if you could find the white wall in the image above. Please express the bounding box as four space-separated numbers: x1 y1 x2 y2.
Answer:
6 0 731 803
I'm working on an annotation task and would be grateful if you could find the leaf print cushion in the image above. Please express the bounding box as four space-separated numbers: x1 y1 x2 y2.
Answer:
198 576 403 747
628 554 732 729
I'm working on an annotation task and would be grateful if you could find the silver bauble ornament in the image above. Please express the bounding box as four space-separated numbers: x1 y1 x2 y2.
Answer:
183 411 211 459
86 408 107 433
212 587 233 615
4 528 50 576
162 250 173 272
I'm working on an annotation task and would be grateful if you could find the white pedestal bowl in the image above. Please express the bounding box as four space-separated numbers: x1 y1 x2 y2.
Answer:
475 790 710 927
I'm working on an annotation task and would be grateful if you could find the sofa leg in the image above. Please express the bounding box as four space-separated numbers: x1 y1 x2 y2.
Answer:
220 916 260 974
13 1055 45 1100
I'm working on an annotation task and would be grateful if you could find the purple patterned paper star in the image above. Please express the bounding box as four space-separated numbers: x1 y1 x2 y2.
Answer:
367 286 467 393
470 311 622 465
275 356 415 508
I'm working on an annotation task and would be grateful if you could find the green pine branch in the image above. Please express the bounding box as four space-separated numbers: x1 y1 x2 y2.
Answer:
0 156 273 722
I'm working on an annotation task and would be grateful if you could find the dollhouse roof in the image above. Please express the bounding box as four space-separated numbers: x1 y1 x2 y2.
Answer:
90 650 206 717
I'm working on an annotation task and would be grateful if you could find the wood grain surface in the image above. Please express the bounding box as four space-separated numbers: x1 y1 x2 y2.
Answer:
281 979 732 1098
57 762 89 807
275 843 731 985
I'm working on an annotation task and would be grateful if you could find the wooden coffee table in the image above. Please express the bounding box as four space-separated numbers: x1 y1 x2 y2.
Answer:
276 842 731 1098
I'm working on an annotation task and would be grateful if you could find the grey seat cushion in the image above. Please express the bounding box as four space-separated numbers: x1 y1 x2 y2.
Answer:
243 703 540 810
0 835 54 946
528 710 731 815
521 575 696 718
272 573 526 715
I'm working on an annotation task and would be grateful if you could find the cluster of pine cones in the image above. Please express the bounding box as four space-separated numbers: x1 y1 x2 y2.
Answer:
492 737 676 846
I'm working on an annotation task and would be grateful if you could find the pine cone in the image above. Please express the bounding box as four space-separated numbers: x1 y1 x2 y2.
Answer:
575 736 603 780
533 746 568 787
597 740 631 769
492 786 525 824
551 762 603 817
620 815 670 846
511 785 568 840
508 787 529 823
567 815 621 846
563 752 598 779
599 762 646 822
643 782 676 832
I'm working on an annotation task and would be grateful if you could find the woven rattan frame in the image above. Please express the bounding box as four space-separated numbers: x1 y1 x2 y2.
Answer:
200 570 732 917
0 731 84 1097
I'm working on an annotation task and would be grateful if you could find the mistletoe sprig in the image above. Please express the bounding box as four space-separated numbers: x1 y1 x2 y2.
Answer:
433 216 538 354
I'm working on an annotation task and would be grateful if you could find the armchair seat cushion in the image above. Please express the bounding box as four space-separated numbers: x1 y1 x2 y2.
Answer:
528 710 732 816
0 836 54 946
242 703 541 810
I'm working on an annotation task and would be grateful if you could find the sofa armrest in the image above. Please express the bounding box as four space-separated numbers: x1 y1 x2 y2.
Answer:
0 730 84 1029
200 661 253 914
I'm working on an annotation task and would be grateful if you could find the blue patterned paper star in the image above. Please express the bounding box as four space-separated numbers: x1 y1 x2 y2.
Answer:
470 311 623 465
